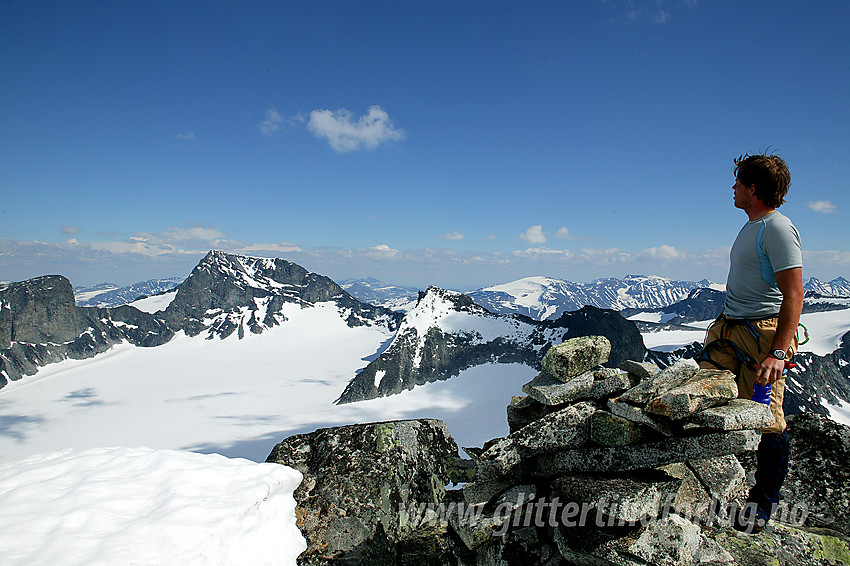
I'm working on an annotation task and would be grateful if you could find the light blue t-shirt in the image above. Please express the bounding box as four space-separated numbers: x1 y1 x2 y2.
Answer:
724 211 802 319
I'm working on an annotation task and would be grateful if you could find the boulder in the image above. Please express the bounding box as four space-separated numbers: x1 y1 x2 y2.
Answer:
645 368 737 420
541 335 611 382
619 357 700 405
265 419 460 565
551 472 681 524
582 368 633 400
619 359 659 380
598 514 702 566
534 429 761 476
739 412 850 536
589 410 653 447
607 398 674 436
522 370 594 406
477 401 596 481
686 398 774 431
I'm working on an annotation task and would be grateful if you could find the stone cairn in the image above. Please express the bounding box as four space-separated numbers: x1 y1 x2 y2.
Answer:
454 335 775 564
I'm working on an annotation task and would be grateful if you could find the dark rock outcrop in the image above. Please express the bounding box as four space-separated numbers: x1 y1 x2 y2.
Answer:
266 419 466 565
0 275 174 387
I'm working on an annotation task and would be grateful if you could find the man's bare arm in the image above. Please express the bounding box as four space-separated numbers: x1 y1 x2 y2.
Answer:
757 266 804 384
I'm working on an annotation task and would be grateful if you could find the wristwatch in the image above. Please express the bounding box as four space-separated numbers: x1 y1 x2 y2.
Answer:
769 349 787 360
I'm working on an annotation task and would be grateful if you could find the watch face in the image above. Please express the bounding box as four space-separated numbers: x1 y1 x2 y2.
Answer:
772 349 786 360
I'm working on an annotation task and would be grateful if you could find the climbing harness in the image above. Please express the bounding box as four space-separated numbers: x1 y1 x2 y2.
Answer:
696 314 800 374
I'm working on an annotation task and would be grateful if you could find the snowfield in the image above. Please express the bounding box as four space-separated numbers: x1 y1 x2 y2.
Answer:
0 447 305 566
0 301 536 465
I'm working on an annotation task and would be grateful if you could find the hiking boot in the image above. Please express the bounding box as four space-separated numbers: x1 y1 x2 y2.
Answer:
732 505 768 534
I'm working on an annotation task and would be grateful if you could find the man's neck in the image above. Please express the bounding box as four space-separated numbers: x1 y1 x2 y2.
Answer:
746 201 776 221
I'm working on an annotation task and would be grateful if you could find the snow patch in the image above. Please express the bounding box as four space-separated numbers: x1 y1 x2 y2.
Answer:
130 290 178 313
0 447 305 566
824 399 850 427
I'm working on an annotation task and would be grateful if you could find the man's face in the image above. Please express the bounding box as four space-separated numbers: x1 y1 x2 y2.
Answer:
733 178 754 211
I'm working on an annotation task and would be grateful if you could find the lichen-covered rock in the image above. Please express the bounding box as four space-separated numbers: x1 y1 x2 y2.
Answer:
598 514 702 566
522 370 594 406
645 368 737 420
607 397 674 436
589 410 653 447
687 398 774 431
534 429 761 476
506 395 551 433
542 335 611 382
712 522 850 566
620 359 659 380
688 455 747 505
582 367 633 400
619 357 700 405
265 419 460 565
477 401 596 481
552 472 681 524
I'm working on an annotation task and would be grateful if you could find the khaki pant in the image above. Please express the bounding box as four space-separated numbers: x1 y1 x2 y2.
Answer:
699 316 796 434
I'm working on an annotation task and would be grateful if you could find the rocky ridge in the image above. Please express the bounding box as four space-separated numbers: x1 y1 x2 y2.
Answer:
267 335 850 565
0 251 401 388
0 275 173 386
336 287 645 404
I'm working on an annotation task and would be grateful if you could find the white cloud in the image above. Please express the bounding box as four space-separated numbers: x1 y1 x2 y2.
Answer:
553 227 577 240
165 225 227 242
519 225 546 244
439 230 465 241
367 244 400 258
512 247 573 259
175 132 195 140
574 248 635 265
61 225 81 235
808 200 837 214
639 245 686 260
226 243 302 254
259 106 284 136
307 105 406 153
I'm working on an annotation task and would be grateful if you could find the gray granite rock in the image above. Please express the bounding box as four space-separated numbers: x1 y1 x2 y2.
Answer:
552 473 681 524
451 484 538 551
687 454 746 505
542 335 611 382
599 514 701 566
522 370 594 406
534 429 761 476
265 419 459 564
645 368 737 420
589 410 652 447
619 359 658 380
607 398 673 436
506 395 553 433
619 357 699 405
461 477 514 506
581 368 633 400
687 398 774 431
477 401 596 481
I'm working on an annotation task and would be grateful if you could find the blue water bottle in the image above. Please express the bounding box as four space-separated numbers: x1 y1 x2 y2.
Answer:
752 382 772 405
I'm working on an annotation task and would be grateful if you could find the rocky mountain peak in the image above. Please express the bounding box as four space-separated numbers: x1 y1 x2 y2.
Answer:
413 286 489 316
0 275 83 345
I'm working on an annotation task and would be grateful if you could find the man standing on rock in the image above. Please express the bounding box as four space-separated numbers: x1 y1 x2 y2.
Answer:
698 152 804 532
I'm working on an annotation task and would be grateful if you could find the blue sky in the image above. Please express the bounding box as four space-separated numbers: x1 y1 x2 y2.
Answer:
1 1 848 291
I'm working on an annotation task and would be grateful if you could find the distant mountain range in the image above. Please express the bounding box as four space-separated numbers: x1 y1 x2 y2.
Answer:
74 278 186 307
338 277 421 312
4 253 849 420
